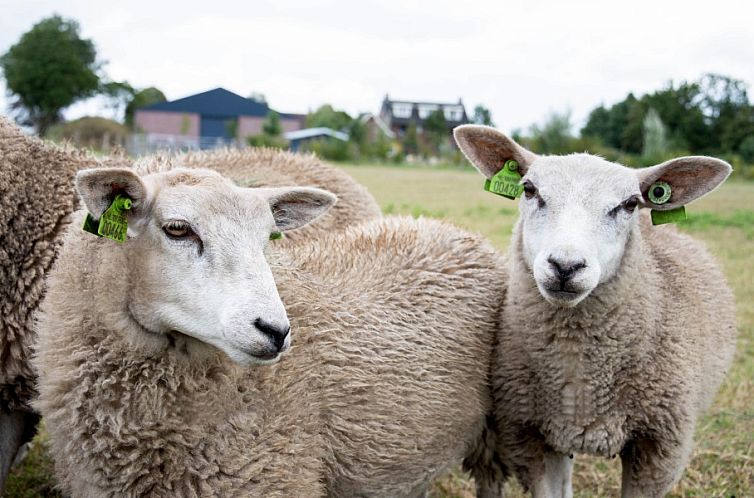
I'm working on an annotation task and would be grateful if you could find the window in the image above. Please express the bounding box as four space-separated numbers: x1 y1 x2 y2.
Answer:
392 103 413 118
418 104 440 119
444 106 463 121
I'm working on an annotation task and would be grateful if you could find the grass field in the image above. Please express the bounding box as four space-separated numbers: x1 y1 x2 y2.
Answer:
6 163 753 497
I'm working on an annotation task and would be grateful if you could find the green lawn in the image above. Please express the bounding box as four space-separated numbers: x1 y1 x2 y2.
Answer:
7 163 753 497
340 164 754 498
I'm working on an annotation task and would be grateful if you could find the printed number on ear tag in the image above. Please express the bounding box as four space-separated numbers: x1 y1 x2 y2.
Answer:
82 194 133 243
484 160 523 200
648 181 687 225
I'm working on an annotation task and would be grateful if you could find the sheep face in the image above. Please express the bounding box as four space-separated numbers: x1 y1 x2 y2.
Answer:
517 154 640 306
76 167 336 366
454 125 732 308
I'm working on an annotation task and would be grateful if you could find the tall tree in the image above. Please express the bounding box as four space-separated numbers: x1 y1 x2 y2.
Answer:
424 109 448 153
125 87 166 129
0 15 102 135
473 104 494 126
529 111 573 154
262 110 283 136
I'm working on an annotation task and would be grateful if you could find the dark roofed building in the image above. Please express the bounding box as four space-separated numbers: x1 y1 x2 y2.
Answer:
379 95 469 138
134 88 305 148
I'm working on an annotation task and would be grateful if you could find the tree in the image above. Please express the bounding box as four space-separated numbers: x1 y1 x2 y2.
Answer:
306 104 352 131
472 104 494 126
642 108 668 161
424 109 447 153
262 110 282 136
0 15 101 134
125 87 166 128
529 111 573 154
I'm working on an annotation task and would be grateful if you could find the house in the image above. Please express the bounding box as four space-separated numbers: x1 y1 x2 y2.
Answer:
284 127 349 151
133 88 305 148
358 113 396 143
378 95 469 138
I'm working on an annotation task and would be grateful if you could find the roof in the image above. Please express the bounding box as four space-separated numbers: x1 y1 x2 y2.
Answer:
141 87 270 118
379 94 469 127
359 113 396 139
283 127 349 141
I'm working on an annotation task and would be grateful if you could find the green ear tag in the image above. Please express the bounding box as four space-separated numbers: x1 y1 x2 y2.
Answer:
270 231 283 240
484 160 523 200
648 181 687 225
82 194 133 243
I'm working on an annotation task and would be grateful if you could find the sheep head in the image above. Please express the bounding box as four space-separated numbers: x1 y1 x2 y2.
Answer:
454 125 731 307
75 166 336 365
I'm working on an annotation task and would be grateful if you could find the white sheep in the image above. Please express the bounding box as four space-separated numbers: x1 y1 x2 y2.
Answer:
33 162 507 497
454 125 737 498
0 112 380 493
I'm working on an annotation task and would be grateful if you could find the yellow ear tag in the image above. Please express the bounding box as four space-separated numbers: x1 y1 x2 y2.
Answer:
648 182 686 225
483 160 523 200
82 195 133 243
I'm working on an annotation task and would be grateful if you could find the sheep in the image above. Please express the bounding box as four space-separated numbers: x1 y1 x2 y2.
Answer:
0 115 380 491
454 124 737 498
33 161 507 497
0 116 120 490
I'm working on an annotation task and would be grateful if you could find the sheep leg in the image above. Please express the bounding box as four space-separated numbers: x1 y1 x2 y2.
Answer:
0 410 38 491
534 452 573 498
619 433 693 498
497 425 572 498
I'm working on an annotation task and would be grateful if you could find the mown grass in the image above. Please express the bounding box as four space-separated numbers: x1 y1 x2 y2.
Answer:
6 164 753 497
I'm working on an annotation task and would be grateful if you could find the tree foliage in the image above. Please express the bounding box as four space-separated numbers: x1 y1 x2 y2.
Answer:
306 104 352 131
0 15 102 134
473 104 494 126
262 110 282 136
125 87 166 128
581 73 754 159
529 111 574 154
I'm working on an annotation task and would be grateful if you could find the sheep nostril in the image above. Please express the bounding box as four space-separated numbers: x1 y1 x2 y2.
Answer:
547 257 587 281
254 318 290 352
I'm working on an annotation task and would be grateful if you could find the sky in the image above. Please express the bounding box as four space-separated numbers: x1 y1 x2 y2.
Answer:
2 0 754 133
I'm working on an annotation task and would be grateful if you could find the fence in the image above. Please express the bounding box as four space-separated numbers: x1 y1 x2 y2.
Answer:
127 133 247 156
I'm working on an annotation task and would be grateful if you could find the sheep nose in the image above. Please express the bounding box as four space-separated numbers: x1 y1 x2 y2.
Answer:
547 257 587 282
254 318 290 352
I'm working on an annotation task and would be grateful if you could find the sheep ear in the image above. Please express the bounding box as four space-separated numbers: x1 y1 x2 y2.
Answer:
453 125 537 178
259 187 337 231
636 156 732 210
75 168 148 218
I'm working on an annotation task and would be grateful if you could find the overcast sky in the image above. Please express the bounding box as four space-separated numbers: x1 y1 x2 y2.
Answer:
2 0 754 133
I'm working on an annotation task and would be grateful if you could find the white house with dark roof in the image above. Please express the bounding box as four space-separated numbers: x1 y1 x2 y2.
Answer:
378 95 469 137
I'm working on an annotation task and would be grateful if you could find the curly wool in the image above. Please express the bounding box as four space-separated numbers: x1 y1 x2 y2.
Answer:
0 116 113 412
34 208 506 496
494 213 736 494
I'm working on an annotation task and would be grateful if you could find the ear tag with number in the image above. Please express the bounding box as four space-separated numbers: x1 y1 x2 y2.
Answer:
648 181 686 225
484 160 523 200
270 231 283 240
82 194 133 243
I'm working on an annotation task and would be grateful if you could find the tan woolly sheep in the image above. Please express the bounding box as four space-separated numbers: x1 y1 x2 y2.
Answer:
0 116 380 491
33 162 506 497
455 125 737 498
0 116 119 489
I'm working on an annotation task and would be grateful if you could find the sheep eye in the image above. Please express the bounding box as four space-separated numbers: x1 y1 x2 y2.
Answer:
523 181 537 199
163 221 192 239
623 196 639 212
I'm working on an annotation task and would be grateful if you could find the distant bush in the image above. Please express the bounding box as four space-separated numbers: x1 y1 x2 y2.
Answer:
246 134 287 149
46 116 129 150
303 138 357 162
